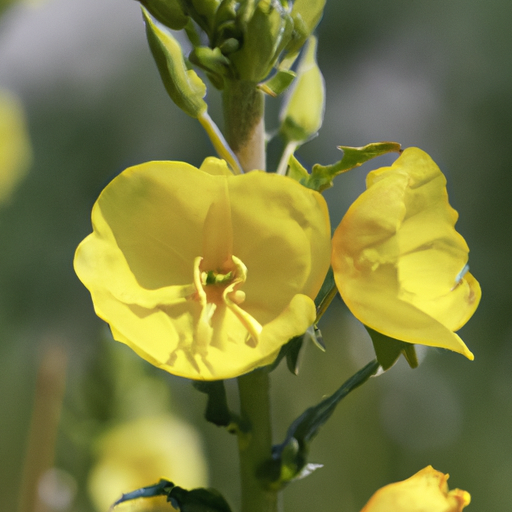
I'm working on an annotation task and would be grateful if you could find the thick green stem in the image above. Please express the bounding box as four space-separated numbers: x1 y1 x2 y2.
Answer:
237 370 278 512
223 80 266 172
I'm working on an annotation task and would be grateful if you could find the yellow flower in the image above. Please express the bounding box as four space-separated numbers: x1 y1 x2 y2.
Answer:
88 415 207 512
75 158 330 380
360 466 471 512
332 147 480 360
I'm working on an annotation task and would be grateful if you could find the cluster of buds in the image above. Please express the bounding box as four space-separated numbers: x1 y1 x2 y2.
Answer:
138 0 325 86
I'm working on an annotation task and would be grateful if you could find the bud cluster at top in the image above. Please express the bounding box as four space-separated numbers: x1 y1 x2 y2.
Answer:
138 0 326 85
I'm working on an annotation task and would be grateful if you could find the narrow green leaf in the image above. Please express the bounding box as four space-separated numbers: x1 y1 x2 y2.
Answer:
266 360 379 487
110 479 174 509
302 142 402 192
143 8 207 118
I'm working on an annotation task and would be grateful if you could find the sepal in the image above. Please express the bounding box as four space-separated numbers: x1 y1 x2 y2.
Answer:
366 327 419 371
192 380 240 430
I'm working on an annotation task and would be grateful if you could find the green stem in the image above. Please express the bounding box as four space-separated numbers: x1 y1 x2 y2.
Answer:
223 80 266 172
237 370 278 512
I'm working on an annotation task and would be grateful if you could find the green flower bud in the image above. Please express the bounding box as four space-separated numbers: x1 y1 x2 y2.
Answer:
286 0 326 56
229 0 293 82
181 0 221 35
137 0 189 30
143 8 207 117
280 36 325 143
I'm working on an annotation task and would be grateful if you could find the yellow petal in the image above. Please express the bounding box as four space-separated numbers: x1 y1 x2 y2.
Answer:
360 466 471 512
332 147 480 359
228 170 331 323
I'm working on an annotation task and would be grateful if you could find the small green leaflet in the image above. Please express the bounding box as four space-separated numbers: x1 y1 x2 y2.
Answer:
301 142 402 192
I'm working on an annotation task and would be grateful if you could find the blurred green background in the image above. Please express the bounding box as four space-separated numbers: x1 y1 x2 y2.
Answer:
1 0 511 511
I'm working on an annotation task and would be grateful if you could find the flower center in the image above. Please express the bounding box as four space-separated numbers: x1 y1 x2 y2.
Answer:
192 255 262 346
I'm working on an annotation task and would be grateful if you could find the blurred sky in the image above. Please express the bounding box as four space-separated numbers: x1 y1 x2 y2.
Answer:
1 1 512 511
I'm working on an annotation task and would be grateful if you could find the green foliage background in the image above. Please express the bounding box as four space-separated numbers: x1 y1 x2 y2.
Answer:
1 0 510 511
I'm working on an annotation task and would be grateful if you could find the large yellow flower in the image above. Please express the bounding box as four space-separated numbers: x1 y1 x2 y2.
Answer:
359 466 471 512
332 147 480 359
75 158 330 380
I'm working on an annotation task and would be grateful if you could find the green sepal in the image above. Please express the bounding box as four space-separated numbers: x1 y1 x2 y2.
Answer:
110 479 232 512
286 154 309 182
138 0 189 30
366 326 419 370
192 380 233 428
302 142 402 192
263 360 380 489
280 36 325 143
258 69 296 97
143 8 208 118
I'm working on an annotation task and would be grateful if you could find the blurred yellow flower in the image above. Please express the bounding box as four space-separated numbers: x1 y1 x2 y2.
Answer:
0 90 32 204
75 158 330 380
88 415 208 512
360 466 470 512
332 147 480 360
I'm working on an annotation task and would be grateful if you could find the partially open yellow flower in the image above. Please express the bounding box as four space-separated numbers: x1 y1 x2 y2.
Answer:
332 147 480 360
75 158 330 380
360 466 471 512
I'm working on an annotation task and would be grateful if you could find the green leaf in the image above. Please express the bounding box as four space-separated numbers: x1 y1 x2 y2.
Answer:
192 380 233 427
169 487 232 512
265 360 380 488
111 480 232 512
302 142 402 192
110 479 174 509
143 8 208 118
258 69 296 97
366 326 419 370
